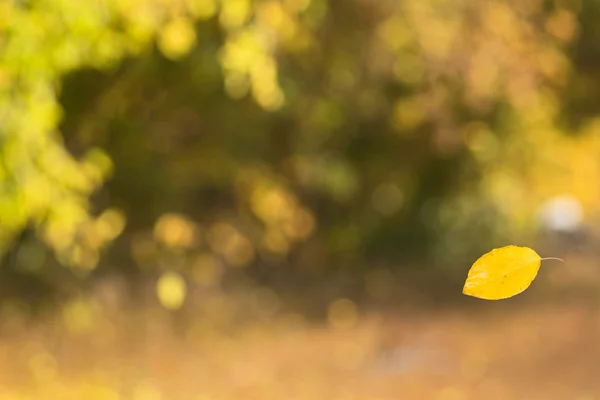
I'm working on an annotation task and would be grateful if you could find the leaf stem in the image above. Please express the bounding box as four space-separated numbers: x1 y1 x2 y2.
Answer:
540 257 565 262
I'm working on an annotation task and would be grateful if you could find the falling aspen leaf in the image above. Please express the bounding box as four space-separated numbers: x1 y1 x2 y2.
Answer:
463 245 564 300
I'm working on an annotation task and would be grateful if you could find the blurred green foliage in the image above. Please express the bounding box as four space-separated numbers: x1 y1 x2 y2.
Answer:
1 0 599 291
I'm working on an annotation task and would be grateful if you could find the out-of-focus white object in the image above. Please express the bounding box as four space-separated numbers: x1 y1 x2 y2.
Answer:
537 195 583 232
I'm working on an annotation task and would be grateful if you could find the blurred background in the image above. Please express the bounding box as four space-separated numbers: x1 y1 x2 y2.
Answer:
1 0 600 398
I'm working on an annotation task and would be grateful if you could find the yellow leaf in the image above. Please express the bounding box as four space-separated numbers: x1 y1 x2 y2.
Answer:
463 245 563 300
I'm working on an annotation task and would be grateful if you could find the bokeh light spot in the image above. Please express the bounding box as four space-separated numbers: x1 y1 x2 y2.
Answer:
62 298 99 335
156 271 187 310
328 298 359 330
153 213 200 250
372 183 404 216
158 18 197 60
